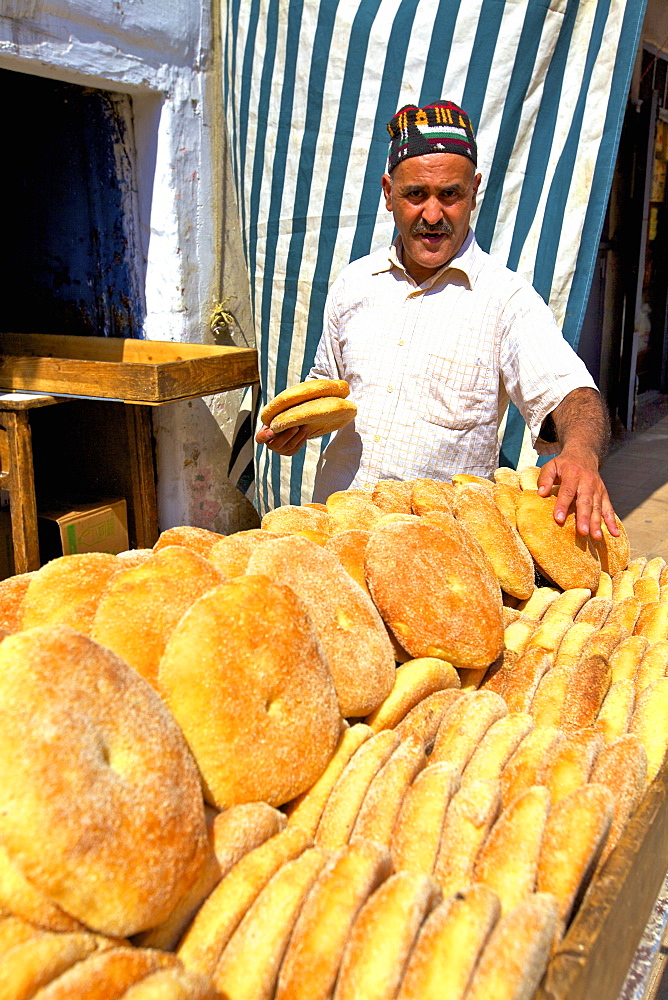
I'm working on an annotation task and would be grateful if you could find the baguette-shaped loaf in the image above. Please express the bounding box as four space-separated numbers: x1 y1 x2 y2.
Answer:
178 826 311 977
213 848 328 1000
605 595 642 634
464 893 559 1000
500 726 565 809
137 801 286 951
536 784 614 924
351 736 427 847
275 840 391 1000
26 945 177 1000
462 714 534 788
0 930 113 1000
315 731 400 849
635 641 668 695
537 728 603 804
609 635 650 683
396 885 501 1000
595 680 636 744
516 587 561 621
502 649 552 713
429 691 508 770
591 734 648 867
629 678 668 781
574 596 612 628
473 785 551 914
286 724 373 838
364 658 459 733
433 779 501 896
391 763 461 875
333 872 442 1000
393 689 462 751
612 570 636 602
559 654 611 732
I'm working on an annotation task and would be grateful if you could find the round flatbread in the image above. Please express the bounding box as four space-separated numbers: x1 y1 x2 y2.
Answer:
261 379 350 424
269 397 357 439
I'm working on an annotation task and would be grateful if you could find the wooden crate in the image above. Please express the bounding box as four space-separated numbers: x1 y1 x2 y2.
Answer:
537 757 668 1000
0 333 259 403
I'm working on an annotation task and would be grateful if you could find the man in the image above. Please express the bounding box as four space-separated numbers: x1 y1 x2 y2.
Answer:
257 100 618 541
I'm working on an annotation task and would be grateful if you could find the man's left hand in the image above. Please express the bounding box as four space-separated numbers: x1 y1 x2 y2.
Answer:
536 446 619 541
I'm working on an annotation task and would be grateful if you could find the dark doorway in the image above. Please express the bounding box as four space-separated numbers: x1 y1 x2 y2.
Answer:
1 67 144 338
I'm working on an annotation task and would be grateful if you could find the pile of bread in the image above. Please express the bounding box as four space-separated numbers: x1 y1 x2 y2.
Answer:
0 465 667 1000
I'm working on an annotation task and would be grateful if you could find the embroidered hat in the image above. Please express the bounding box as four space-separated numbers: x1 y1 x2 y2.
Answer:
386 100 477 172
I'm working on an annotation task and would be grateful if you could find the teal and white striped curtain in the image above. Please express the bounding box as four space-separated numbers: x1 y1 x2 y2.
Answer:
224 0 647 514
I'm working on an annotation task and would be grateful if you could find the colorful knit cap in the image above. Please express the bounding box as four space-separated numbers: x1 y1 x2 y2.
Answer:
386 101 477 172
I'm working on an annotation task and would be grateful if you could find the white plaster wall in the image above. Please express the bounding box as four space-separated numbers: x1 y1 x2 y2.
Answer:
0 0 259 534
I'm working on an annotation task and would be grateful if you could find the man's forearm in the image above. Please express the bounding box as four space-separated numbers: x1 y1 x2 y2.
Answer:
545 387 611 464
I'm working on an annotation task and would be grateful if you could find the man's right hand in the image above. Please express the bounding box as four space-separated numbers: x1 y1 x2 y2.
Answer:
255 423 310 456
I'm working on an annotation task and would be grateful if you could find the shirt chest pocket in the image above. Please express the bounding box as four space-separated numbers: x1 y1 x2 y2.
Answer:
419 351 496 431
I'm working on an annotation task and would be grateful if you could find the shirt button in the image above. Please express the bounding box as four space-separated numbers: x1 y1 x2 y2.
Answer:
374 435 381 443
398 340 405 346
387 386 394 392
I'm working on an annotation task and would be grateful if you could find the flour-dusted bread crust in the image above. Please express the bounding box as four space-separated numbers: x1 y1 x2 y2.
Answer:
591 734 648 867
453 484 535 600
213 847 328 1000
0 841 86 933
315 731 400 850
160 576 341 809
536 784 614 924
516 491 601 592
391 762 461 876
260 505 335 545
371 479 418 514
153 525 226 557
396 884 500 1000
464 893 559 1000
247 536 395 718
207 529 279 577
473 785 550 915
270 397 358 438
20 553 121 634
325 495 385 533
350 735 427 847
410 478 456 515
275 840 391 1000
261 378 350 424
364 658 460 733
22 944 180 1000
364 521 504 670
324 530 372 594
285 725 373 838
91 545 223 691
0 626 210 937
177 826 312 978
0 571 33 632
593 515 630 576
333 871 442 1000
136 802 287 952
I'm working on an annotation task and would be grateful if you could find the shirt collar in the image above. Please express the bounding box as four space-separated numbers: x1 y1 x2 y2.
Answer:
371 228 482 288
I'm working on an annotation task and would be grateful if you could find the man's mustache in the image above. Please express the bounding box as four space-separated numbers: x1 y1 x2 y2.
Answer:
412 219 455 236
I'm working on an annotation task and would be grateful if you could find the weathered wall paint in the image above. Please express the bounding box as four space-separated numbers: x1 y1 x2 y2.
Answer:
0 0 259 533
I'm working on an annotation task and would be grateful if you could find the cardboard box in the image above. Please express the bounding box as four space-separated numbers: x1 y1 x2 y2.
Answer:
38 498 129 562
0 508 15 580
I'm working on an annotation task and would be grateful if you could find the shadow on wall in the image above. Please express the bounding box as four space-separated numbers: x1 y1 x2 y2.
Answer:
153 396 261 536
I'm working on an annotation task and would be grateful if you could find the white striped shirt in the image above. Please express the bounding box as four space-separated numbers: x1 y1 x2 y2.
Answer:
308 229 597 501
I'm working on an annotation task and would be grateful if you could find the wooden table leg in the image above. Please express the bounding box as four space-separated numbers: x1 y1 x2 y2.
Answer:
4 411 41 574
124 404 159 548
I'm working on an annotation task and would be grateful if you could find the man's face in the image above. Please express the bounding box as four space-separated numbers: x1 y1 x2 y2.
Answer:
381 153 482 284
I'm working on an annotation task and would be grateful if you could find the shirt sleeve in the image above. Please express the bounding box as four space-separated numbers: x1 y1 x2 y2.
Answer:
307 276 346 381
499 282 598 454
